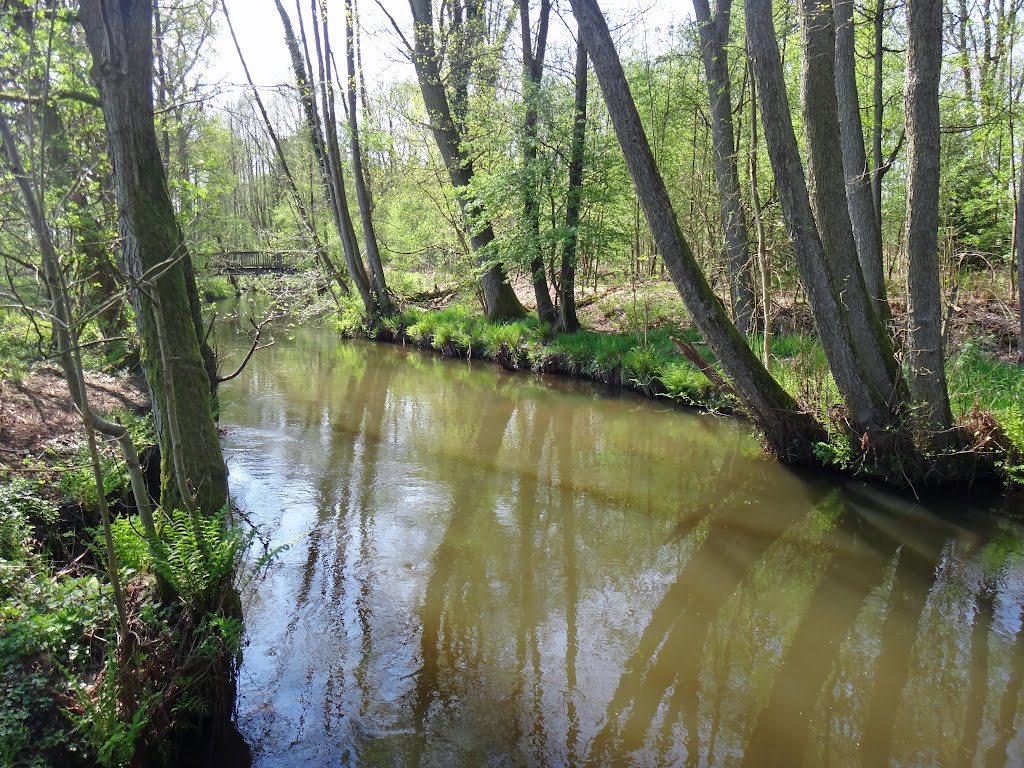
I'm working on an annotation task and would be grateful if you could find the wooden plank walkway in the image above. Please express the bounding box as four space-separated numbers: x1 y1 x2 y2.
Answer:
210 251 301 273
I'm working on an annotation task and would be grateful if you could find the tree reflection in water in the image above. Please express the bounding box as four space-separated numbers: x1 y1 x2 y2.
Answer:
218 315 1024 767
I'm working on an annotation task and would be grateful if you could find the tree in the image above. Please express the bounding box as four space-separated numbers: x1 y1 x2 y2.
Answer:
569 0 825 459
78 0 228 515
273 0 377 314
904 0 954 434
746 0 912 449
835 0 885 304
344 0 393 314
558 35 588 334
407 0 528 320
519 0 557 323
692 0 756 334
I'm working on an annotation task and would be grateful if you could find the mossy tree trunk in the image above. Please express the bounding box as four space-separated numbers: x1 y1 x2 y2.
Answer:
78 0 228 515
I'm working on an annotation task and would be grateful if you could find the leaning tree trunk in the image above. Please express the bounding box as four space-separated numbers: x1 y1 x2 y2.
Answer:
221 0 348 297
520 0 557 324
78 0 228 515
569 0 825 461
746 0 910 449
904 0 954 435
342 0 392 314
835 0 886 306
558 35 588 334
692 0 756 335
274 0 375 314
408 0 527 320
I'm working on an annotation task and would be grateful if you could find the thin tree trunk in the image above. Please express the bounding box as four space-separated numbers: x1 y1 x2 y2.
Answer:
872 0 885 232
559 35 588 334
342 0 392 313
749 63 772 368
79 0 228 516
835 0 886 304
1018 146 1024 362
220 0 349 296
904 0 955 435
0 113 156 552
569 0 825 461
692 0 756 334
408 0 528 320
274 0 375 313
520 0 557 323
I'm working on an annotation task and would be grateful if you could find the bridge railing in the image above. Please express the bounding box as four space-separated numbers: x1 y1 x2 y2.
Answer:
211 251 296 272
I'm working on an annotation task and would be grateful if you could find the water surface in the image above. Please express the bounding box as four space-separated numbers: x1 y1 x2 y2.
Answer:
218 310 1024 767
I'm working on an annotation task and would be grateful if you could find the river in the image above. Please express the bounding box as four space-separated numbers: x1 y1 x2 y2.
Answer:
217 306 1024 767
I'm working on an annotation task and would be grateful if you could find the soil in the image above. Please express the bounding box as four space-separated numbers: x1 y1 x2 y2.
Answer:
0 365 150 474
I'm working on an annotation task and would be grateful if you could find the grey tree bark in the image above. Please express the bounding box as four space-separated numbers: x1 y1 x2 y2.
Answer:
558 35 588 334
569 0 825 460
692 0 756 334
409 0 528 320
746 0 910 447
342 0 393 314
799 0 905 408
835 0 886 304
221 0 349 298
79 0 228 516
1018 150 1024 363
904 0 954 434
274 0 376 314
519 0 557 323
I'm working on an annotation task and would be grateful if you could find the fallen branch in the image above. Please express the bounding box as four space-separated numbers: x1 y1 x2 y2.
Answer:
669 335 731 392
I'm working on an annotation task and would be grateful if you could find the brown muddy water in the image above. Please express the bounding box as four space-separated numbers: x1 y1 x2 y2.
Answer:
217 311 1024 767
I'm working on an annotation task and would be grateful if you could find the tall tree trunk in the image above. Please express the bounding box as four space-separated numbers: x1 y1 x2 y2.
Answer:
220 0 349 296
835 0 886 304
559 34 588 334
274 0 376 314
746 0 909 448
692 0 756 334
904 0 954 434
342 0 392 314
569 0 825 461
78 0 228 515
872 0 885 232
799 0 905 406
520 0 556 323
749 62 772 368
408 0 528 320
1018 147 1024 363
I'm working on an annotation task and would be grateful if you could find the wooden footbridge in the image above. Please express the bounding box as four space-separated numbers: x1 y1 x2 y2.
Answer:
210 250 303 274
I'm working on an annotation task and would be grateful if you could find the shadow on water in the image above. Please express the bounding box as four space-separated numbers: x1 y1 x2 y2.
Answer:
215 300 1024 767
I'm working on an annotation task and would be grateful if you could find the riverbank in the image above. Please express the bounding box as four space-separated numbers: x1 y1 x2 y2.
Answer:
261 271 1021 494
0 368 249 766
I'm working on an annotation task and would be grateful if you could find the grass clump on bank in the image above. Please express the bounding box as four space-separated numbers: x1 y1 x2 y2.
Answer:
331 290 1024 488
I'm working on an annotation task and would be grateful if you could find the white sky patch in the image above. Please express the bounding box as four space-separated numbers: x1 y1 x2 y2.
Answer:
205 0 690 108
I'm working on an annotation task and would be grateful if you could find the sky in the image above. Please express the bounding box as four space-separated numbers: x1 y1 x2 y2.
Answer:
205 0 688 106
